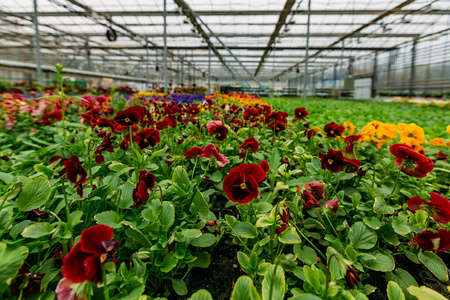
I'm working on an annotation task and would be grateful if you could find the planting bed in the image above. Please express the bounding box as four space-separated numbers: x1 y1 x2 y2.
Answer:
1 87 450 300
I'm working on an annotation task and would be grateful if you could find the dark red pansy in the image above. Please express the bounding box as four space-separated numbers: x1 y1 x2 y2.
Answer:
306 128 318 140
63 155 88 197
259 160 269 174
318 149 344 173
209 125 228 141
95 117 114 130
408 193 450 225
156 115 177 130
243 108 260 121
324 199 339 211
0 155 10 161
301 189 320 208
345 266 361 289
412 228 450 252
276 206 293 235
62 225 119 283
389 143 434 178
343 157 361 173
229 118 243 132
42 111 63 126
238 137 259 159
307 181 325 199
324 122 345 138
187 105 200 116
223 163 265 204
134 128 161 150
132 170 156 207
270 120 286 133
184 147 204 158
294 107 309 120
344 135 362 155
94 133 116 164
24 209 50 221
113 105 145 126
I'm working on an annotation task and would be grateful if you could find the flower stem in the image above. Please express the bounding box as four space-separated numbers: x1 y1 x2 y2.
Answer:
290 221 326 261
61 176 74 248
390 162 404 195
103 266 110 300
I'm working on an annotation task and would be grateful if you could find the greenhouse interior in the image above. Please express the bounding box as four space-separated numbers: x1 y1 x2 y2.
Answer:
1 1 450 300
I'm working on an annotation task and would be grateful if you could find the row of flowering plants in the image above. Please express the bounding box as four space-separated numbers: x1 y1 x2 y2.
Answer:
1 66 450 299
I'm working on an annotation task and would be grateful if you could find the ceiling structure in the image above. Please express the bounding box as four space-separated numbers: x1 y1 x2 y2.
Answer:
0 0 449 84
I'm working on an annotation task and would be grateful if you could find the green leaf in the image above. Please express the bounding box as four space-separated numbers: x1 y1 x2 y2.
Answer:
407 286 448 300
161 252 178 273
278 227 301 244
188 252 211 269
373 197 400 215
21 222 54 238
231 276 262 300
16 177 52 211
386 268 418 300
262 265 285 300
33 164 54 178
190 233 216 247
294 245 318 265
95 211 122 229
290 295 323 300
0 243 28 293
418 251 448 282
233 222 258 239
387 281 405 300
40 269 60 291
122 221 151 247
209 171 223 182
0 172 14 184
189 289 213 300
363 251 395 272
172 165 189 190
268 148 281 175
182 229 202 239
171 278 187 296
162 201 175 230
391 216 411 235
349 222 377 249
119 182 134 209
362 217 382 230
190 189 210 217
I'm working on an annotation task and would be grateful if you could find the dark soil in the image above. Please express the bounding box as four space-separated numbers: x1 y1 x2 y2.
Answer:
184 237 244 299
367 253 450 300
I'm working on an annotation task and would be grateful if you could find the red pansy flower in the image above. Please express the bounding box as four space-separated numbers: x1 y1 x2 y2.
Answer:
94 117 114 130
187 105 200 116
243 108 260 121
301 189 320 208
324 122 345 138
94 133 116 164
412 228 450 252
113 106 145 126
238 137 259 159
343 157 361 173
199 144 229 168
42 111 63 126
64 155 88 196
324 199 339 211
184 147 204 158
62 225 119 283
408 193 450 225
345 266 361 289
307 181 325 199
270 120 286 133
318 149 344 173
156 115 177 130
294 107 309 120
132 170 156 207
223 163 265 204
134 128 161 150
209 125 228 141
259 160 269 174
276 206 293 235
389 143 434 178
344 135 362 155
229 118 243 132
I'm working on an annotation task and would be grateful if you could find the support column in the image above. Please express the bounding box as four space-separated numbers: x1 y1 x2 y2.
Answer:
163 0 168 94
145 44 150 91
208 46 211 94
333 64 337 92
409 40 417 98
86 41 91 71
33 0 42 85
302 0 311 101
321 70 325 88
338 40 345 98
387 50 393 89
372 52 378 98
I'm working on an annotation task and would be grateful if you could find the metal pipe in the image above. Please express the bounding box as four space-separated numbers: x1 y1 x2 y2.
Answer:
303 0 311 101
32 0 42 85
372 52 378 98
163 0 168 94
338 40 345 98
208 46 211 94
